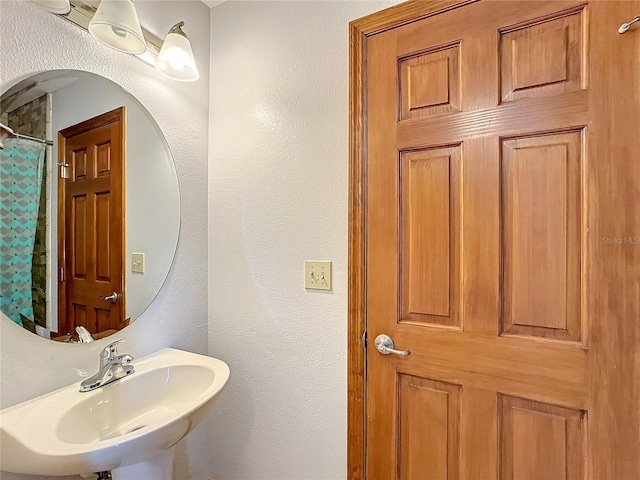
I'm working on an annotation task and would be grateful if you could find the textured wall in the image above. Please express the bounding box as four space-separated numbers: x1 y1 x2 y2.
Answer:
208 2 399 479
0 2 210 479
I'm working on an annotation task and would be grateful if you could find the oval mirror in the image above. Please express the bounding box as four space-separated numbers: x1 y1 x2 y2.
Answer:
0 70 180 342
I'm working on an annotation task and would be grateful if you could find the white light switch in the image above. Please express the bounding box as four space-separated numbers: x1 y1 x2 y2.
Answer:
132 253 145 274
304 260 332 291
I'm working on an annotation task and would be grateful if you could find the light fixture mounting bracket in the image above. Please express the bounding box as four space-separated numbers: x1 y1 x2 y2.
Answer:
168 21 188 38
54 0 164 67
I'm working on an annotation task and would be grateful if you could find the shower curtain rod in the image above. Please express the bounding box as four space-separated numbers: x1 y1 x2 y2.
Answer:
12 132 54 146
0 123 53 146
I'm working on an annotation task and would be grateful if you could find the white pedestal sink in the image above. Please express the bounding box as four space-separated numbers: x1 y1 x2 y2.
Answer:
0 348 230 479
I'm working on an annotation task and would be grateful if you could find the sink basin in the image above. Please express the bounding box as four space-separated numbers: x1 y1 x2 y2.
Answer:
0 348 230 479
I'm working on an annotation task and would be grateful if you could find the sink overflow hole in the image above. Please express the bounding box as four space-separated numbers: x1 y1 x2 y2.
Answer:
126 425 146 434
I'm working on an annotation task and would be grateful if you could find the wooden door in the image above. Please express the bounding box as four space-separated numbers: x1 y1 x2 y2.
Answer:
357 1 640 478
57 108 126 337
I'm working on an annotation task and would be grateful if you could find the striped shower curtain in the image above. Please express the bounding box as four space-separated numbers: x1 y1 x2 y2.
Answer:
0 138 45 325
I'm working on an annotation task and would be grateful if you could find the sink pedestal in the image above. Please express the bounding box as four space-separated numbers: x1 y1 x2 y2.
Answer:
110 447 175 480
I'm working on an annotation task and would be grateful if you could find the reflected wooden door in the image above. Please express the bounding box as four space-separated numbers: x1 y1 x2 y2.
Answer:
57 108 125 337
361 0 640 478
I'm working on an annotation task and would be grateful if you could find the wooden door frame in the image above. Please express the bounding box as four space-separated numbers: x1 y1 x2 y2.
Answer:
57 107 126 337
348 2 478 476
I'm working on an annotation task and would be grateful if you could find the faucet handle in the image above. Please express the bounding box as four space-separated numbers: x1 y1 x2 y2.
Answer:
101 339 125 363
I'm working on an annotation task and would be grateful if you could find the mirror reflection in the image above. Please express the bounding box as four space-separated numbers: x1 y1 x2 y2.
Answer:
0 70 180 342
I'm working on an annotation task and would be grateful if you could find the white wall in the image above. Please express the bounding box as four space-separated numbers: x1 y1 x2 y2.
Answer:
208 2 399 479
0 2 210 479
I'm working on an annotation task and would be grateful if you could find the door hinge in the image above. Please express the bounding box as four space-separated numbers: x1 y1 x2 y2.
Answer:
60 266 65 282
362 331 367 348
58 162 70 179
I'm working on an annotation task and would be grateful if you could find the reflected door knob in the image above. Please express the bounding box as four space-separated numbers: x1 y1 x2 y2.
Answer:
374 334 411 356
100 292 119 304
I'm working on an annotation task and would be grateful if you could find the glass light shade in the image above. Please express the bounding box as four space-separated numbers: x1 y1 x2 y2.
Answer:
31 0 71 14
156 32 199 82
88 0 146 54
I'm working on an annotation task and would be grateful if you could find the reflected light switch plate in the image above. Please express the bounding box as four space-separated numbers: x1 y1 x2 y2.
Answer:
132 253 145 274
304 260 332 291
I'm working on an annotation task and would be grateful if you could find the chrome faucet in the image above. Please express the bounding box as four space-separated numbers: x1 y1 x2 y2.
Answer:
80 339 134 392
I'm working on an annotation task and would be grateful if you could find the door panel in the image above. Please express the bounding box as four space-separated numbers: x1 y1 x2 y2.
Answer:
398 375 461 480
72 194 88 279
399 45 461 119
501 130 584 341
96 141 112 177
96 307 113 333
73 147 88 180
499 395 586 480
364 1 639 478
95 191 112 281
73 303 87 330
500 7 586 103
400 146 462 327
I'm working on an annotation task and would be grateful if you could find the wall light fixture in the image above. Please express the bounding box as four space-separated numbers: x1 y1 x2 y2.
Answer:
88 0 146 54
29 1 200 83
155 22 199 82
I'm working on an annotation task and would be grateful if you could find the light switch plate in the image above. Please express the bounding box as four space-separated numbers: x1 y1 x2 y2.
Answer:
132 253 145 274
304 260 332 291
